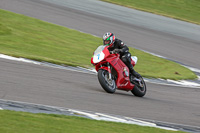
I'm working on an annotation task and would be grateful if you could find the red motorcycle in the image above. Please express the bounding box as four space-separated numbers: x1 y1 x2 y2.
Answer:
91 45 146 97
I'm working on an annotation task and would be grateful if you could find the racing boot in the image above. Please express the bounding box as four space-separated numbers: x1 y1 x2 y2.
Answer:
129 66 140 79
122 53 140 79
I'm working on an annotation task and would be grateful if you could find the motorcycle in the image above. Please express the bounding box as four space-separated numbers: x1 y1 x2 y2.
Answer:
91 45 146 97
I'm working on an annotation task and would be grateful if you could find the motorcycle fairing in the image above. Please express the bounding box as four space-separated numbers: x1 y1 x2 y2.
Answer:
105 54 134 90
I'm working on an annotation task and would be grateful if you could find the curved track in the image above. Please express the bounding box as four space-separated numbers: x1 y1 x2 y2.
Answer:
0 0 200 127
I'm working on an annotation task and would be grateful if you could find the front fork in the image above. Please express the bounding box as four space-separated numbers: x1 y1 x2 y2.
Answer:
99 62 112 80
107 62 112 80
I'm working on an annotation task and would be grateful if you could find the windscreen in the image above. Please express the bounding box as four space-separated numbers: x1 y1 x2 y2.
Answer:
94 45 106 55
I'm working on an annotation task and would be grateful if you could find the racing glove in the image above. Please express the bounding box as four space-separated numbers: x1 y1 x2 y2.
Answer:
113 49 122 54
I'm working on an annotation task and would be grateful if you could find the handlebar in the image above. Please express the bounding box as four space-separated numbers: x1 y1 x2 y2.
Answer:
110 51 119 54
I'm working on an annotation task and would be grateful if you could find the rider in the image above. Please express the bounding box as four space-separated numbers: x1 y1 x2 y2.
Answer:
103 32 140 78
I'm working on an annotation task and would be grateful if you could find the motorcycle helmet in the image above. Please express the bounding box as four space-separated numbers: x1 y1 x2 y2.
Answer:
103 32 115 47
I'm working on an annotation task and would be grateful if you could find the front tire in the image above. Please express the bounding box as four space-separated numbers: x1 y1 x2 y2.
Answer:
98 69 116 93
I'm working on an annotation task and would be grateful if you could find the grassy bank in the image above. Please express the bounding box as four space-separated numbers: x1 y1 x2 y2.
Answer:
0 9 197 80
101 0 200 25
0 110 185 133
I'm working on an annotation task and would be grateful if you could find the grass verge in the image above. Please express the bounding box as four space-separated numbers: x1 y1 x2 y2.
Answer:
101 0 200 25
0 9 197 80
0 110 185 133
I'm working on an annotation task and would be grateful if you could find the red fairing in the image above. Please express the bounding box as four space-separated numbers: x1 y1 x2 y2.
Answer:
91 57 94 64
106 54 134 90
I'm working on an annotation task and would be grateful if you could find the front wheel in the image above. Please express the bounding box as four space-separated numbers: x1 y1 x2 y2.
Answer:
98 69 116 93
131 75 146 97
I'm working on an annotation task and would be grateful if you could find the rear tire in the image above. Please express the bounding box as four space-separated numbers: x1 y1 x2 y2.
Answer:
131 76 146 97
98 69 116 93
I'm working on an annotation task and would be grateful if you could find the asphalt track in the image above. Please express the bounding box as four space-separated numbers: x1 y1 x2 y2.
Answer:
0 0 200 128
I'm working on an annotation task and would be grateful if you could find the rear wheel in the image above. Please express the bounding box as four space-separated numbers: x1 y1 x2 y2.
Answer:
131 75 146 97
98 69 116 93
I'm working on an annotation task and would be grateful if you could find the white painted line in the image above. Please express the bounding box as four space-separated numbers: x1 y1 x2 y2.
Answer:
156 126 178 131
95 113 177 131
68 109 99 118
84 68 97 73
0 54 40 65
124 117 177 131
125 117 156 126
95 113 127 122
167 79 200 87
145 79 200 88
185 66 200 73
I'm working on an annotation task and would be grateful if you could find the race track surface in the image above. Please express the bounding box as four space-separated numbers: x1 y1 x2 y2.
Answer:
0 0 200 128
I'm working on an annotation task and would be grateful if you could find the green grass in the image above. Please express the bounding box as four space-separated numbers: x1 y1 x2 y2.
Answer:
0 9 197 80
101 0 200 25
0 110 185 133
